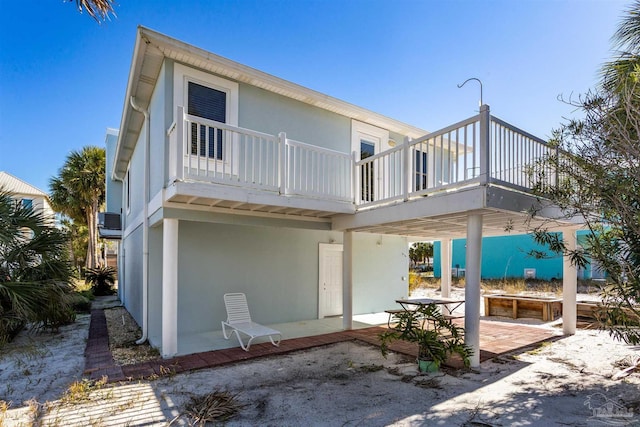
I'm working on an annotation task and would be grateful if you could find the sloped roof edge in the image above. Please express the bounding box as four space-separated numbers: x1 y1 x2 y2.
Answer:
0 171 48 197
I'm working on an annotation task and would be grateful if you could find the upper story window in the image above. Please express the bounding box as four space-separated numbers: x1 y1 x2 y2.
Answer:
174 63 239 162
21 198 33 210
188 81 226 160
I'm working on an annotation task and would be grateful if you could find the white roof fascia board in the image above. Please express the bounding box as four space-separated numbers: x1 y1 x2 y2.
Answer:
113 26 429 177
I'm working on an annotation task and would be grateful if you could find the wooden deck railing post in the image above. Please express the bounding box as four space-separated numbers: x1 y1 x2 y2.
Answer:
479 104 491 185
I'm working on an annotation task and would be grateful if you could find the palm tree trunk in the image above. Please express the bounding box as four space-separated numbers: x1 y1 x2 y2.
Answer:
86 199 99 269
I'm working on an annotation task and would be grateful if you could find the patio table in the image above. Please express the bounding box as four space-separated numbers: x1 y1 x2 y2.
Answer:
395 297 465 319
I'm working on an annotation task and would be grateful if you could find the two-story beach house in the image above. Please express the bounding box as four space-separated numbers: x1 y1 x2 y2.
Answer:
105 27 582 366
0 171 55 223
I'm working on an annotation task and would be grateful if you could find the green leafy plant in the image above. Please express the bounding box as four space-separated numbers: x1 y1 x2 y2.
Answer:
85 266 116 296
379 303 473 370
0 190 75 343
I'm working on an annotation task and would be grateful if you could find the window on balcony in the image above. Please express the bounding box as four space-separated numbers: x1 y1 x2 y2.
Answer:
188 82 225 160
174 63 239 164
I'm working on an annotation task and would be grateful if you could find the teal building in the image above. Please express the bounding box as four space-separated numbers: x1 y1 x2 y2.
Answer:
433 232 600 280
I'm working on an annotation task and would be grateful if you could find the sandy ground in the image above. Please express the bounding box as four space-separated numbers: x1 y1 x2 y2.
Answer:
1 292 640 426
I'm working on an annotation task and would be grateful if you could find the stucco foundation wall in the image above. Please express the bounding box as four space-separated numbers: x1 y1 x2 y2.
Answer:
173 221 407 336
147 226 164 349
176 221 337 335
123 225 143 326
352 234 409 314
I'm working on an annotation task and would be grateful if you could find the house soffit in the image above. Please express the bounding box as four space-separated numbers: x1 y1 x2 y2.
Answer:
113 26 429 178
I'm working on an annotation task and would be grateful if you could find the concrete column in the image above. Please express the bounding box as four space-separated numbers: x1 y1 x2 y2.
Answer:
342 231 354 330
440 239 452 298
465 214 483 368
162 218 179 358
562 228 577 335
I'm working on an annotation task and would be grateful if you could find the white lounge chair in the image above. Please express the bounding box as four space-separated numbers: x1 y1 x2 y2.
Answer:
221 293 282 351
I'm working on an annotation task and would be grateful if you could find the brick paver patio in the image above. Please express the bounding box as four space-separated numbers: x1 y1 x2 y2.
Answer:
84 309 561 382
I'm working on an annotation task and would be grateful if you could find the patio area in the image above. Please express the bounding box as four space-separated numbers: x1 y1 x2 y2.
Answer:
85 308 563 382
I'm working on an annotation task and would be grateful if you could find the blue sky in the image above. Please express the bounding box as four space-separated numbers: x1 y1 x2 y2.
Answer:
0 0 627 193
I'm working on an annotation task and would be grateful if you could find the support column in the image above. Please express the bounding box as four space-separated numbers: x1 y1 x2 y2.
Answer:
465 214 483 368
162 218 179 358
562 228 577 335
342 231 354 330
440 239 452 298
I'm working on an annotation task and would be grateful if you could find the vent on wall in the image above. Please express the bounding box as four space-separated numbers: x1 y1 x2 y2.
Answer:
98 212 122 239
524 268 536 279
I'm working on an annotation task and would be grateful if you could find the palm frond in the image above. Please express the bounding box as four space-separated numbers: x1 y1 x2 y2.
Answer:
72 0 116 22
613 1 640 55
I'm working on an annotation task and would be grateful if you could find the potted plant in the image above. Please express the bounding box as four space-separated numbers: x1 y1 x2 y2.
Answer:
379 303 473 372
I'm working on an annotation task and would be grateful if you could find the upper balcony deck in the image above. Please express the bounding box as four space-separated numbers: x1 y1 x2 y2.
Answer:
164 105 566 237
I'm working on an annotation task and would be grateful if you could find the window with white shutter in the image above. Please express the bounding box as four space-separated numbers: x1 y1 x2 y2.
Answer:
188 82 225 160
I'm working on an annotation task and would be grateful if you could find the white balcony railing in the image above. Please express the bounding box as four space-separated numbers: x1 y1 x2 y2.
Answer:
169 106 353 204
490 117 556 191
168 105 558 211
355 107 558 207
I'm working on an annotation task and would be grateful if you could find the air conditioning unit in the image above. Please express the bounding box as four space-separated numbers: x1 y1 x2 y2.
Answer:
524 268 536 279
98 212 122 239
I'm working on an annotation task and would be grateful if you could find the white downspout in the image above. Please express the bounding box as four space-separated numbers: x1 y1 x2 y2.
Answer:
112 173 126 306
130 96 150 345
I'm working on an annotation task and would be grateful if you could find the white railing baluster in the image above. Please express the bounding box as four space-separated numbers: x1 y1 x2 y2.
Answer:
278 132 286 194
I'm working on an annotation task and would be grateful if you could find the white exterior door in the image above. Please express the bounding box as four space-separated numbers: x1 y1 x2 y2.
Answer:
318 243 343 318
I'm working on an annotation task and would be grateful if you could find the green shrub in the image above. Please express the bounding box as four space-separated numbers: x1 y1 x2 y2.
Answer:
85 266 116 296
67 292 92 313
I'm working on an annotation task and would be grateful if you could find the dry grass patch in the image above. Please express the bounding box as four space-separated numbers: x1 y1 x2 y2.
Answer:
183 390 245 425
60 377 108 405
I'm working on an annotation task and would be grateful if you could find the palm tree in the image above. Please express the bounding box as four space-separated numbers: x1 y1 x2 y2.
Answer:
50 146 106 270
602 1 640 92
71 0 116 21
0 190 75 342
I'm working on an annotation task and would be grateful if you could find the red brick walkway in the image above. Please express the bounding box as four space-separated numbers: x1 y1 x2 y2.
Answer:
84 309 125 381
84 310 561 382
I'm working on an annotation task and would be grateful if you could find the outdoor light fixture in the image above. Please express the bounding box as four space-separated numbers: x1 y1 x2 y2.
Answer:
457 77 483 107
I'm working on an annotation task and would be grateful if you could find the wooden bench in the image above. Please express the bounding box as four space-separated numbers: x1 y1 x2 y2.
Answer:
484 294 562 321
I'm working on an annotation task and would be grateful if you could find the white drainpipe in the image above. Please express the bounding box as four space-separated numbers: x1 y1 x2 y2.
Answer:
129 96 150 345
